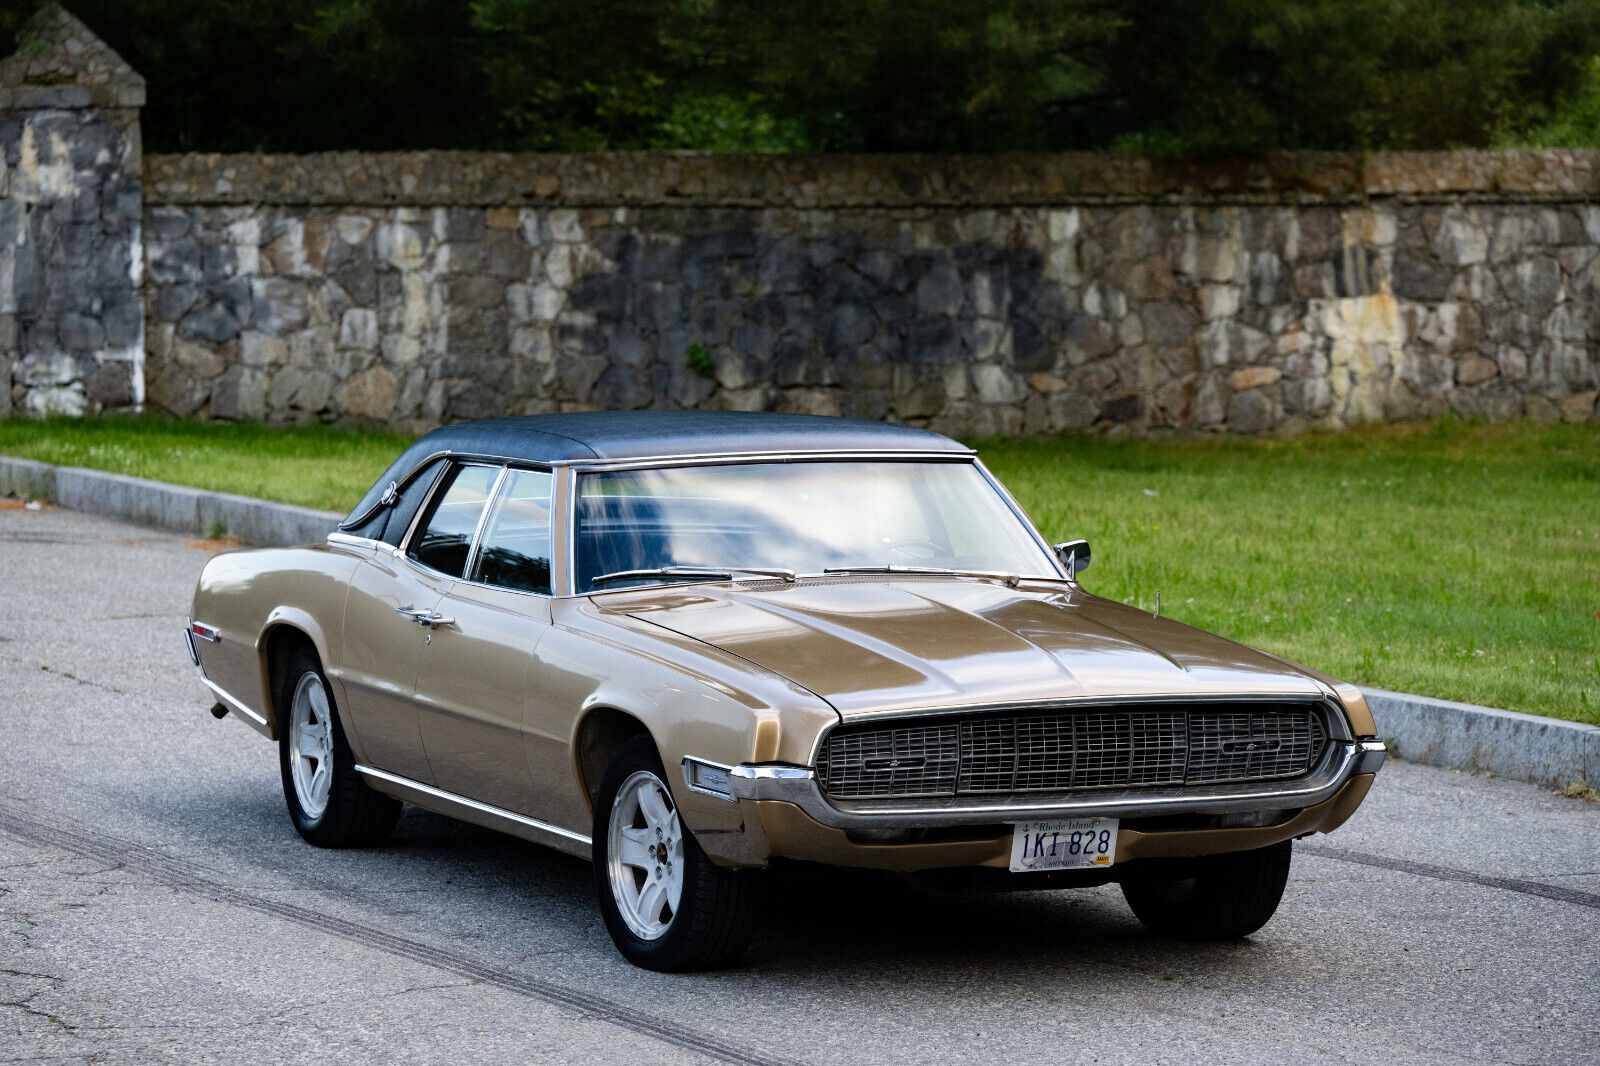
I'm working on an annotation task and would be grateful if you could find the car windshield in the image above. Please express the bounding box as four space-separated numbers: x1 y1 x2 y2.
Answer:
574 460 1057 592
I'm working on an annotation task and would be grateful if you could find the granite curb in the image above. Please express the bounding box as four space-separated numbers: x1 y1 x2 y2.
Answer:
3 453 1595 794
0 454 341 547
1366 689 1599 794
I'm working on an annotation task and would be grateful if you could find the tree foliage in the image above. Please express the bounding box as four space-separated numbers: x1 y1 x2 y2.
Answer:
1 0 1598 154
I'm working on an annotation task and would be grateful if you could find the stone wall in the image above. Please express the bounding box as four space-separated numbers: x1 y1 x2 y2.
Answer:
0 6 144 418
5 10 1600 434
138 168 1600 435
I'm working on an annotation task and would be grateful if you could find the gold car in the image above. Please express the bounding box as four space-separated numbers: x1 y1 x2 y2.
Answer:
187 411 1385 970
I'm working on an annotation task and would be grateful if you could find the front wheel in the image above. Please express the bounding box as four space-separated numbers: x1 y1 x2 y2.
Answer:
1120 840 1292 940
277 646 400 848
592 736 761 971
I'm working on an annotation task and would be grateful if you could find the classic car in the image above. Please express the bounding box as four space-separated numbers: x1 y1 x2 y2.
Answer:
186 410 1386 971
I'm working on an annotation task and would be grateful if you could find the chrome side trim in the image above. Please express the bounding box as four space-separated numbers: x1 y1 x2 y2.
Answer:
327 531 382 550
729 739 1372 828
201 677 270 731
354 765 592 847
183 624 200 666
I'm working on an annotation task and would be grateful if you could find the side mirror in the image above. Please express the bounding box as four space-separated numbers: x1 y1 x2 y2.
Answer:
1053 539 1091 578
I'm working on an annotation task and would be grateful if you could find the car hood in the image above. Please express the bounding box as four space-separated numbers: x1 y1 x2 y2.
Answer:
611 578 1326 716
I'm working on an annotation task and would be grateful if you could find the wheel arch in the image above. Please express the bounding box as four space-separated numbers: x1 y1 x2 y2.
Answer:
257 612 333 740
572 705 654 817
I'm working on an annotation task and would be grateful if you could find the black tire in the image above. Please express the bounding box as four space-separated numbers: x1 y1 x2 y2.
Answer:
591 736 762 971
276 645 401 848
1120 840 1292 940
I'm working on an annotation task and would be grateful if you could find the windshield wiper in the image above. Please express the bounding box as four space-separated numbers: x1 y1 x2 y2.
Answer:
822 564 1048 588
590 565 798 588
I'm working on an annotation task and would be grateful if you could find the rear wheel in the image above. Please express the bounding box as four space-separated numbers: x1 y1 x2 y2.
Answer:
592 736 761 971
277 646 400 848
1120 840 1292 940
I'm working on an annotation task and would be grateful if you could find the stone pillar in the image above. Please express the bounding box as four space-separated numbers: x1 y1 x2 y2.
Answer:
0 5 144 416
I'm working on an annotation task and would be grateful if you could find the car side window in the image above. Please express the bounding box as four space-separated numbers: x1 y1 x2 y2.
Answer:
378 458 447 547
409 463 500 577
469 468 554 595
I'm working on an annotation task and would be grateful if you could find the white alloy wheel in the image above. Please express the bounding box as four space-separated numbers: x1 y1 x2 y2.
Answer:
606 769 685 940
287 672 335 819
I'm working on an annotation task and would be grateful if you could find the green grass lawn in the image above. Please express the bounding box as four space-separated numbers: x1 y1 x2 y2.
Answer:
2 416 1596 724
0 418 407 512
983 420 1600 726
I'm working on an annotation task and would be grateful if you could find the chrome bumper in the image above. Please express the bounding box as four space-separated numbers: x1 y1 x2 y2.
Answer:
704 739 1386 830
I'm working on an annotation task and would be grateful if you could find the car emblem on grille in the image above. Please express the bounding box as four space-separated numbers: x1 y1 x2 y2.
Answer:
1222 738 1283 753
862 756 927 772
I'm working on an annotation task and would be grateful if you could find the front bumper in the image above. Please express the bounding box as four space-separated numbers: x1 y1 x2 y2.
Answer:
695 738 1386 831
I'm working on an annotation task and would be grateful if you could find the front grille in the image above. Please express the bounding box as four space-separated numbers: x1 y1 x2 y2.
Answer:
816 704 1329 800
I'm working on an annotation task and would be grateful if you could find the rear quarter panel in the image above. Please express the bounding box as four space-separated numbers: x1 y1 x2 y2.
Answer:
190 543 366 737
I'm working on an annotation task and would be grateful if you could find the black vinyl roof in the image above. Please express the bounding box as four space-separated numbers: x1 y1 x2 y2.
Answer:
344 411 969 526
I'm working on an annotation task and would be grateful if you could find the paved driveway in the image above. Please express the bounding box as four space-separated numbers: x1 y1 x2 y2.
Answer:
2 505 1596 1065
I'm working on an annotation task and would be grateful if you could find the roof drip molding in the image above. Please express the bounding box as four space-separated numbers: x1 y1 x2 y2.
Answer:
0 4 145 112
339 412 973 527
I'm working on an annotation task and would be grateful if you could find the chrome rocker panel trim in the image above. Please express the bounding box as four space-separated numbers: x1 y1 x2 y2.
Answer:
354 765 593 856
727 739 1387 829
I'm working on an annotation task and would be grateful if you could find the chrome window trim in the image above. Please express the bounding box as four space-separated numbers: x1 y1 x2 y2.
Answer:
396 459 514 583
727 738 1384 829
973 458 1069 581
355 764 591 847
562 447 974 473
561 452 1051 599
460 465 512 585
355 447 973 523
354 447 985 598
456 465 559 601
804 692 1353 766
562 464 578 597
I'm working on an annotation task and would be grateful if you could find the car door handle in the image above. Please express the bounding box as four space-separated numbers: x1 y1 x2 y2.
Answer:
396 605 453 628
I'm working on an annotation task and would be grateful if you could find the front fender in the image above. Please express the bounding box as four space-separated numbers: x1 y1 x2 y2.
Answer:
538 612 836 854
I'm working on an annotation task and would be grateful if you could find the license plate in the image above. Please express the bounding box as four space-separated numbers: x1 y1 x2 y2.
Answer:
1009 817 1118 872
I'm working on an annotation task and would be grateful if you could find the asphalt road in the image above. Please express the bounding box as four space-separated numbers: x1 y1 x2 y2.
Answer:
2 504 1597 1066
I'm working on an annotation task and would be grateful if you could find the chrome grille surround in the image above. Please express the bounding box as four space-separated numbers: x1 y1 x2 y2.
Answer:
817 702 1330 801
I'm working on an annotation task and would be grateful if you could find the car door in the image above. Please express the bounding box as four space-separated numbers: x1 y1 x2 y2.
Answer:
338 460 500 784
413 466 557 814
